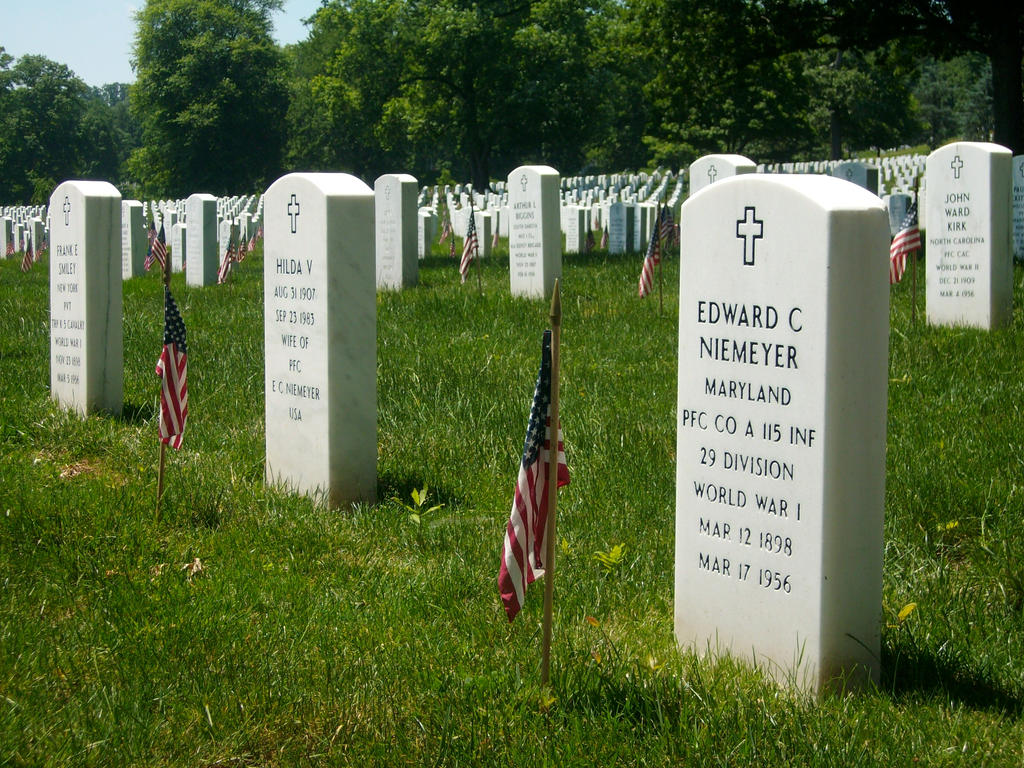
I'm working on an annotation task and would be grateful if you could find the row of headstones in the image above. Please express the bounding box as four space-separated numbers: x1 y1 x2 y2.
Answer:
44 142 1019 694
118 194 265 284
0 212 47 255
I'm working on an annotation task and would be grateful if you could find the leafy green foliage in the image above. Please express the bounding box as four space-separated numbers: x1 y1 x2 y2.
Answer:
130 0 289 196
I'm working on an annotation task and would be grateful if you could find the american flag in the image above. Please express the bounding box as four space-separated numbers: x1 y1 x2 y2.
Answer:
245 226 257 256
217 238 235 284
638 223 660 297
460 210 477 283
21 233 33 272
144 220 158 271
491 222 500 250
155 285 188 449
498 329 569 622
585 227 595 253
660 207 675 246
889 201 920 285
148 224 167 272
600 227 608 250
439 210 453 244
5 237 14 257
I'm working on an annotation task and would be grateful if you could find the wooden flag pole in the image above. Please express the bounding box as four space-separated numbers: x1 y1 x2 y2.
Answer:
911 181 919 326
656 204 664 317
156 244 171 517
541 279 562 687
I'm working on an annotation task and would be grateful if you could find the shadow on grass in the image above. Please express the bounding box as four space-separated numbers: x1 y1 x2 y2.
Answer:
118 401 152 426
882 639 1022 715
378 472 463 510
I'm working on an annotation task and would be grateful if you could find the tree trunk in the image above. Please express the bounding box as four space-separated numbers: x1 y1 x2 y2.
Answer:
988 21 1023 154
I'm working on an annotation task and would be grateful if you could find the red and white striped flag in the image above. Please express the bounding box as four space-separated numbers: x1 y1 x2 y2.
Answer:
499 329 569 622
460 210 478 283
491 223 500 250
144 220 159 271
155 285 188 449
638 223 660 297
600 227 608 250
148 224 167 272
889 201 920 285
439 211 452 244
21 234 34 272
217 239 235 284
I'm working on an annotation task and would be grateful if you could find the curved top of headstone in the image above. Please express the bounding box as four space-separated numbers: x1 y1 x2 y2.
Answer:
51 179 120 199
187 192 218 202
509 165 558 177
374 173 417 185
684 173 886 214
266 172 372 198
691 153 756 167
928 140 1011 160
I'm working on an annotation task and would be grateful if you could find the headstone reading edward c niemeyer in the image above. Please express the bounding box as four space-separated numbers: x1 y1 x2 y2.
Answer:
925 141 1012 329
263 173 376 507
49 180 123 416
675 174 889 693
374 173 418 289
508 165 561 299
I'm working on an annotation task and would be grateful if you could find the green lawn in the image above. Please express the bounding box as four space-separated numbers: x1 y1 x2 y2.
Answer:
1 242 1022 766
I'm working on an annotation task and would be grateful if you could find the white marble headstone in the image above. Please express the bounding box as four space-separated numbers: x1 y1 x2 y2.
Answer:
1012 155 1024 261
925 142 1013 329
49 180 123 416
185 193 218 286
675 174 889 693
264 173 376 507
171 222 186 273
375 173 418 290
606 202 627 254
833 162 880 196
689 154 756 197
508 165 561 299
121 200 146 279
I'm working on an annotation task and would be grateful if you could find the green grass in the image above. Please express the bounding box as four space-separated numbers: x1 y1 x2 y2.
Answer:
1 242 1023 766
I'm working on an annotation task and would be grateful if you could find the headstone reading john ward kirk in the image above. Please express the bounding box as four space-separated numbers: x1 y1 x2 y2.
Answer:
675 174 889 693
264 173 376 507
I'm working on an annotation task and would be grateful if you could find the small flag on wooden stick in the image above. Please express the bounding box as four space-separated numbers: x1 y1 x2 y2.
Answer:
498 283 568 629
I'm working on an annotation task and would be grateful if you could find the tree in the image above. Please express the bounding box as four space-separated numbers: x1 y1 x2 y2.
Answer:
287 0 606 189
0 53 89 203
130 0 289 196
825 0 1023 153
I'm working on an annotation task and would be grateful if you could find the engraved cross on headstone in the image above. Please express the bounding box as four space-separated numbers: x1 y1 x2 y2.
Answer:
951 155 964 180
736 206 764 267
708 165 718 184
287 194 300 233
62 196 71 226
520 174 528 192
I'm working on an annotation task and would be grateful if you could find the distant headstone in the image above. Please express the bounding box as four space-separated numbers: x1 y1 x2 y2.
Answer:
1013 155 1024 262
833 161 880 196
375 173 418 289
171 222 186 273
564 205 584 253
885 193 912 237
925 142 1013 329
121 200 146 279
689 154 756 197
0 217 12 258
607 202 627 254
508 165 561 299
675 174 889 693
49 180 123 416
218 218 239 264
417 209 435 259
185 194 219 286
263 173 376 507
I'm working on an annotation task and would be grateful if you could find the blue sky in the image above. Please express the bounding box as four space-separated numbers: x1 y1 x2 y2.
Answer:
1 0 324 87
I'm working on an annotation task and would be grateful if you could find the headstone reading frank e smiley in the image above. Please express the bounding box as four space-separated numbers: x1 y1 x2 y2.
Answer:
264 173 376 507
925 141 1012 329
675 174 889 693
49 180 123 416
